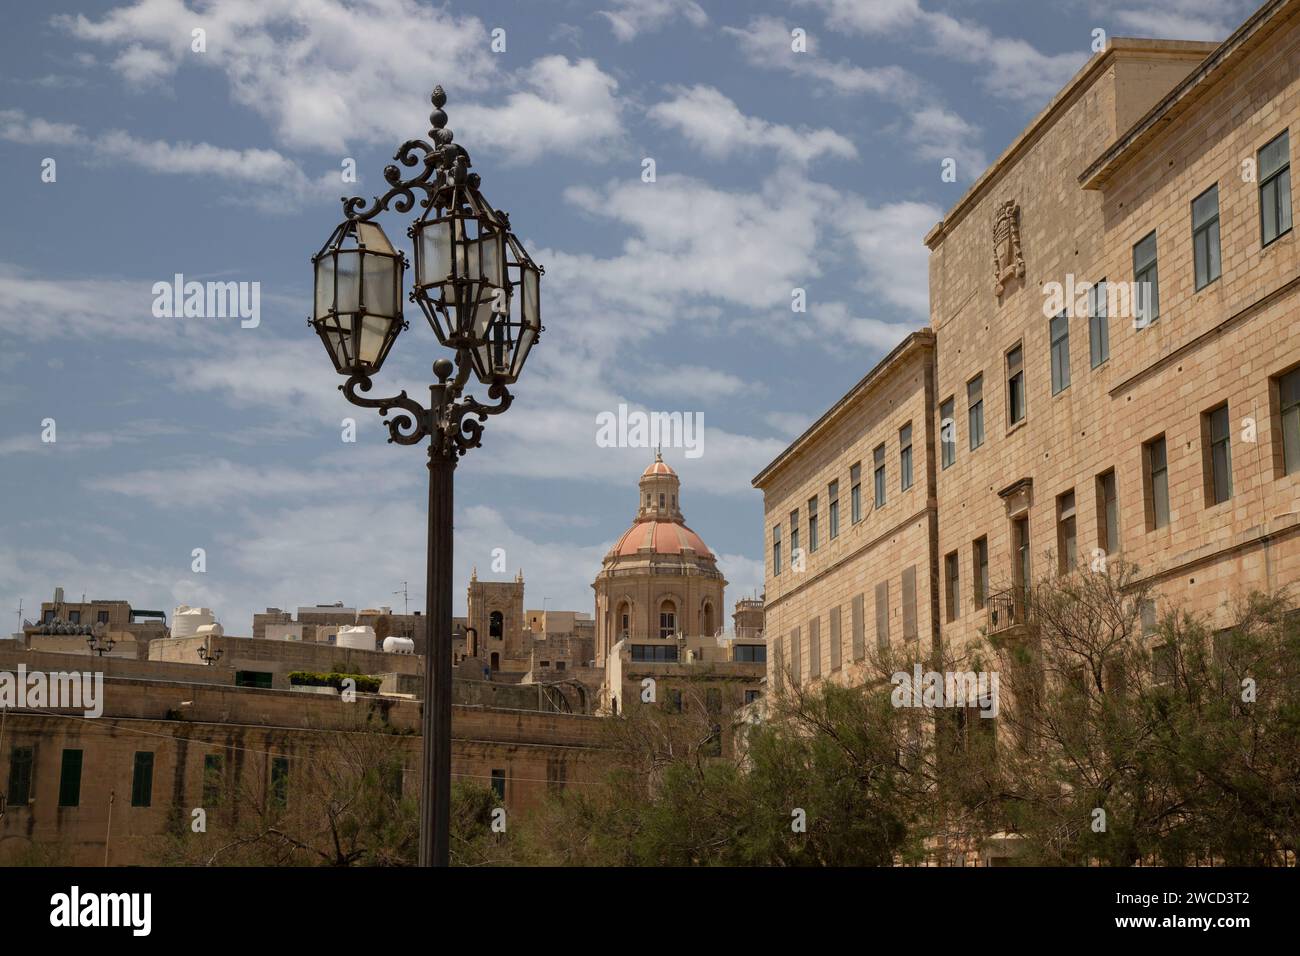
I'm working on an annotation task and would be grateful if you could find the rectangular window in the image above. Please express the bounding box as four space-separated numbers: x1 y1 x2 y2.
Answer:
1192 184 1221 289
899 423 913 490
902 567 917 641
491 769 506 800
772 524 781 576
270 756 289 810
1050 312 1070 394
666 689 682 713
1057 490 1077 574
1088 279 1109 367
850 464 862 523
1204 403 1233 505
789 509 799 564
58 749 82 808
733 644 767 663
706 688 722 714
6 746 33 805
631 644 679 662
874 581 889 649
940 397 956 468
808 616 821 677
1007 345 1025 425
1260 130 1292 247
1097 469 1119 554
68 611 81 625
1133 231 1159 327
1279 367 1300 475
851 594 865 660
873 444 886 507
1144 435 1170 530
829 606 842 672
1013 517 1031 595
790 626 801 683
972 537 989 610
807 496 819 553
967 376 984 450
828 480 839 539
203 754 224 807
944 552 960 622
744 689 761 705
131 751 154 808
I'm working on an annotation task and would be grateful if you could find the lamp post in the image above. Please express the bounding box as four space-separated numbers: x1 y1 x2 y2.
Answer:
308 85 543 868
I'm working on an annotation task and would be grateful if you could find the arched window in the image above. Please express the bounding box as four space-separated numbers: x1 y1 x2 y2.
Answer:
616 601 631 639
490 651 500 671
702 602 715 637
489 610 503 638
659 599 677 639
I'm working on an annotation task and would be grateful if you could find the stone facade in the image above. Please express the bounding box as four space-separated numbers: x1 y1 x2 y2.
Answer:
755 4 1300 710
754 333 940 686
0 649 607 865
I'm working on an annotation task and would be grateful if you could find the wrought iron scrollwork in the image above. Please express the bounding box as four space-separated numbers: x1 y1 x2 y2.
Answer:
335 85 512 463
340 85 472 223
341 374 430 445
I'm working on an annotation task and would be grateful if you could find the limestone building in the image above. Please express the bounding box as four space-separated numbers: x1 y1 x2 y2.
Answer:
756 0 1300 703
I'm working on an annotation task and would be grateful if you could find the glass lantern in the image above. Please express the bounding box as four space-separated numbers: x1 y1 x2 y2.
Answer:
311 219 406 375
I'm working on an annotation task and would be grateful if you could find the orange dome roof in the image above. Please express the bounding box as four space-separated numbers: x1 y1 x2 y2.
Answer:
642 456 677 478
612 520 713 559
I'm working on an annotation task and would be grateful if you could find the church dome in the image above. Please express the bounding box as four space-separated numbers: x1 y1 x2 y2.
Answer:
602 452 719 567
612 520 713 559
642 457 677 478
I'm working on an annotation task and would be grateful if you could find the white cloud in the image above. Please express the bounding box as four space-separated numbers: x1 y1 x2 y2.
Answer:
453 56 627 164
0 109 79 145
796 0 922 35
0 109 337 207
599 0 708 42
724 16 923 100
648 85 856 165
834 198 942 317
905 106 986 181
57 1 627 163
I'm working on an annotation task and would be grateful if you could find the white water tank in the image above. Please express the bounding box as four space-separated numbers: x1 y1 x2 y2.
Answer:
196 623 224 637
336 625 376 651
383 636 415 655
173 606 216 639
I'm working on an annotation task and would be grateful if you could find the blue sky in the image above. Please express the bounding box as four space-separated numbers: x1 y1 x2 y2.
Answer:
0 0 1255 634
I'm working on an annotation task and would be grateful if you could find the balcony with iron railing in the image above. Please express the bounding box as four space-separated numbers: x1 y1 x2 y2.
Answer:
986 586 1037 637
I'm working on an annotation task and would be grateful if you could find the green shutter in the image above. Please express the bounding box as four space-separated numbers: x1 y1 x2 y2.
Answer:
58 749 83 807
6 747 34 805
131 751 154 807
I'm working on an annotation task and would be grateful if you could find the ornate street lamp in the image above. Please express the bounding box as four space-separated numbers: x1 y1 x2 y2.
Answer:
308 85 543 868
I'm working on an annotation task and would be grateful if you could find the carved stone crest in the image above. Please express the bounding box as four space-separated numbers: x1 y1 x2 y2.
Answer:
992 199 1025 296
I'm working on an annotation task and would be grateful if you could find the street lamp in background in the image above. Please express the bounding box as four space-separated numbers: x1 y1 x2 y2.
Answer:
308 85 543 867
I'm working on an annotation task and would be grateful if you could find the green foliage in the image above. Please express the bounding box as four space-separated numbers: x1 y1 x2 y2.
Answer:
287 671 382 693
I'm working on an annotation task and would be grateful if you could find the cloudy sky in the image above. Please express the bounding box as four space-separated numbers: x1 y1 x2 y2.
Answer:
0 0 1255 634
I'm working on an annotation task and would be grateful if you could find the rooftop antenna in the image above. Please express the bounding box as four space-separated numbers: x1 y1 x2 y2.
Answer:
394 581 410 616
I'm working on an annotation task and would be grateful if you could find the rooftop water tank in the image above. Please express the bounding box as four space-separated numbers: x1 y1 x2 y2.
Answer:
382 636 415 655
173 606 216 639
196 623 224 637
336 625 376 651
